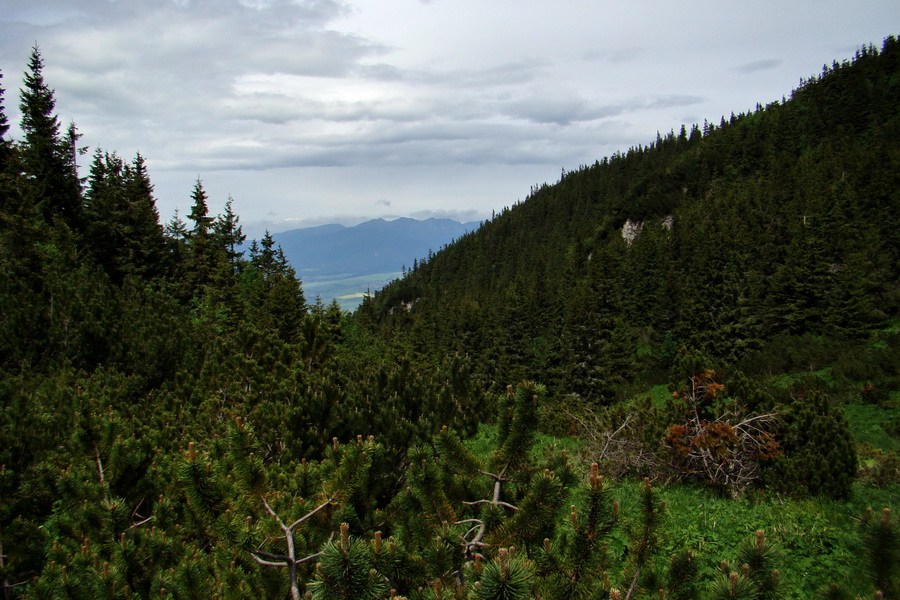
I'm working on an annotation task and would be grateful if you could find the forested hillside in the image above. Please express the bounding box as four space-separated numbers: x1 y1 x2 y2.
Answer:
371 37 900 400
0 39 898 599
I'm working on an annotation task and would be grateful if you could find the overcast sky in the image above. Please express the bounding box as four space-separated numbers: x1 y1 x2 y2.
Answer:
1 0 897 238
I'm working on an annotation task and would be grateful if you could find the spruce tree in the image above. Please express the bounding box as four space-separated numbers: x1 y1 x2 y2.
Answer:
213 196 245 274
18 45 81 229
0 68 10 171
124 153 168 279
85 150 129 281
185 178 218 293
85 149 166 282
241 231 306 341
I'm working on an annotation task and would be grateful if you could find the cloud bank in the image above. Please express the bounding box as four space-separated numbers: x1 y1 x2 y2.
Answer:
0 0 896 231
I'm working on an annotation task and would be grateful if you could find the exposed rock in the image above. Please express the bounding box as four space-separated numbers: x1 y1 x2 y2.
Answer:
622 219 643 244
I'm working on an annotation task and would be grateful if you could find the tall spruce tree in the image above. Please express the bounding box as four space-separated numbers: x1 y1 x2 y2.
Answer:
18 45 81 229
184 178 219 295
213 195 245 275
125 153 167 279
0 69 10 171
0 67 16 221
85 151 167 282
242 231 306 341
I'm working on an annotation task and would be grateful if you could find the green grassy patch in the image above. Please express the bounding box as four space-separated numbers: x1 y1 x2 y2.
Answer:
465 400 897 599
612 481 899 599
845 402 900 451
773 367 836 389
463 423 584 463
647 383 672 407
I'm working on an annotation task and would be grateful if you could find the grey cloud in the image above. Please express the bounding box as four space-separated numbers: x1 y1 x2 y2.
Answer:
356 63 407 82
646 95 704 109
735 59 782 73
357 60 541 89
427 61 543 88
1 0 386 159
48 9 379 80
173 116 623 172
581 47 644 65
220 92 435 124
503 94 702 126
0 0 631 176
505 96 623 126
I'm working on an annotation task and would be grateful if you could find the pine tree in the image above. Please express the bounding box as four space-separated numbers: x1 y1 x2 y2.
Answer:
860 508 899 598
0 68 10 172
768 390 857 499
213 195 245 275
18 45 81 229
184 178 219 295
306 523 390 600
124 153 168 279
533 463 618 599
466 547 535 600
709 530 782 600
240 231 306 341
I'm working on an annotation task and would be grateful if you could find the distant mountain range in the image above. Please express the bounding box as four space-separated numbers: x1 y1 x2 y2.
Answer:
274 217 480 308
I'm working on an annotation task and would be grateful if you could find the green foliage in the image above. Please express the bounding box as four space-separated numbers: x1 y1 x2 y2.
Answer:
533 464 617 599
307 524 390 600
467 548 534 600
2 38 900 600
860 508 899 598
768 391 857 499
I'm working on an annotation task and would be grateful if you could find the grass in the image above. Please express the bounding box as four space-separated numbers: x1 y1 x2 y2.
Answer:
773 367 836 389
845 402 900 452
464 418 897 599
647 383 672 407
461 345 900 597
615 482 897 598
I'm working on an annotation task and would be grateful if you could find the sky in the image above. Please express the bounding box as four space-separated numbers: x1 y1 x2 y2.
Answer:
1 0 897 239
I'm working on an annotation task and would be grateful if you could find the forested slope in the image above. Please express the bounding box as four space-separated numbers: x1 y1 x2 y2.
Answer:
370 36 900 399
0 47 481 599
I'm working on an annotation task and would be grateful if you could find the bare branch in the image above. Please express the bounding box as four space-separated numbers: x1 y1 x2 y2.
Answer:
600 414 634 460
250 553 288 568
463 500 519 511
260 495 287 530
287 495 336 532
125 516 154 531
253 550 291 562
295 550 325 565
476 470 506 482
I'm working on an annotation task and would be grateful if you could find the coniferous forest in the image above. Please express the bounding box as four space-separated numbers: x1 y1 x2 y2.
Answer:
1 38 899 600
